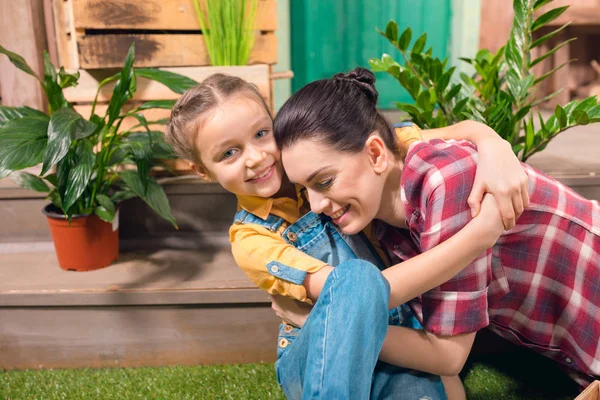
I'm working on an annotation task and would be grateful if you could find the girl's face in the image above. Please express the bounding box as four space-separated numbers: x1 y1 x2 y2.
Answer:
191 94 284 198
282 137 387 235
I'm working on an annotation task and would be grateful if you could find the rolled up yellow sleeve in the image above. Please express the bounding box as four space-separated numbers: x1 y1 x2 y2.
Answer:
394 123 423 156
229 223 327 303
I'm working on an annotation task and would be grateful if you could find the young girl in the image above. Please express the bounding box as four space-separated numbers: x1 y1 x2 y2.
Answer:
165 73 521 399
274 67 600 391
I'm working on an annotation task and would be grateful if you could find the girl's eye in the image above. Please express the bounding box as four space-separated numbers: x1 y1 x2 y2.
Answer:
255 130 268 139
220 149 237 160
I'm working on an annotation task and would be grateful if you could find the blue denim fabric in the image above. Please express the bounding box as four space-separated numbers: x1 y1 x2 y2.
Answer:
233 209 446 399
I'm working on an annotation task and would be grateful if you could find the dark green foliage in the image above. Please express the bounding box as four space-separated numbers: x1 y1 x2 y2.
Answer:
0 43 185 226
369 0 599 161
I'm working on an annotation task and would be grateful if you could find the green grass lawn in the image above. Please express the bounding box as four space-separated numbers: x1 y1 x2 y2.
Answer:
0 345 581 399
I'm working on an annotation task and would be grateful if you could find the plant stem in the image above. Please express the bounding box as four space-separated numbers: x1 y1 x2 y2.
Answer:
396 47 456 124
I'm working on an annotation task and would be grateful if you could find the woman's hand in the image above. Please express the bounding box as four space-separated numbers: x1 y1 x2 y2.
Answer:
270 294 313 328
471 193 505 248
467 130 529 231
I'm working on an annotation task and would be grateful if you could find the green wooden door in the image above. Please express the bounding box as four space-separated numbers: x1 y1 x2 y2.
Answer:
290 0 452 108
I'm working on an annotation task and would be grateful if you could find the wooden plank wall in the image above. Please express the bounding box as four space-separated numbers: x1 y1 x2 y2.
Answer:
52 0 278 70
0 0 48 110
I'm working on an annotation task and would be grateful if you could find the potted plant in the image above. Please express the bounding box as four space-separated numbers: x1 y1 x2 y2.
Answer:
369 0 600 161
0 43 197 271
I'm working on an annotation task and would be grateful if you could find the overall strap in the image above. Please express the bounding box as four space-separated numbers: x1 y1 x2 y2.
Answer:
233 209 286 232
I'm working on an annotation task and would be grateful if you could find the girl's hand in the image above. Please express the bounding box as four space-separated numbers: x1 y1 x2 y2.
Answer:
468 137 529 230
270 294 313 328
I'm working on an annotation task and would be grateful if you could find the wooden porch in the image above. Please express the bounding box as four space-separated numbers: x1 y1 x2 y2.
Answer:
1 114 599 371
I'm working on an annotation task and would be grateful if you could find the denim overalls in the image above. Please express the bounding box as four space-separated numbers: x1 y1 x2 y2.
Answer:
233 209 446 400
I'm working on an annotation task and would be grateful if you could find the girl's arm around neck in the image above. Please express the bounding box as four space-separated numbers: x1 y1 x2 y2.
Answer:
382 194 503 309
421 120 529 230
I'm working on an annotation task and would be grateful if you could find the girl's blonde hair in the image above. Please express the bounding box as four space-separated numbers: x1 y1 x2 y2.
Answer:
165 74 271 163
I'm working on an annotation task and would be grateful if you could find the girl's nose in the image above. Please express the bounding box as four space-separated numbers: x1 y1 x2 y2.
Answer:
245 145 266 168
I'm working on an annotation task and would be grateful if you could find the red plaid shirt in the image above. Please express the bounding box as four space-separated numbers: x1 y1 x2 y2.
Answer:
376 139 600 385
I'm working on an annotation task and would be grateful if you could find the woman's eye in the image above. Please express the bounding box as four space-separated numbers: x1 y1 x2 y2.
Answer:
317 179 333 190
220 149 237 160
255 130 268 139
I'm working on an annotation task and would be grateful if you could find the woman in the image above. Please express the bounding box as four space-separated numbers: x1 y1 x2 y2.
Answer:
273 67 600 390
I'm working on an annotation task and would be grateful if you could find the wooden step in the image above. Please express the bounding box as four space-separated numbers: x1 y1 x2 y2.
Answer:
0 244 280 370
0 177 238 244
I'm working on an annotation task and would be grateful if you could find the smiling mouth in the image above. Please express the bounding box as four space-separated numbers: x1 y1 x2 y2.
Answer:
330 205 350 219
248 165 272 181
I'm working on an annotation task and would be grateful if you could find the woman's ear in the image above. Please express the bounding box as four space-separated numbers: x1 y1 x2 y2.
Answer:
190 162 215 182
365 134 389 174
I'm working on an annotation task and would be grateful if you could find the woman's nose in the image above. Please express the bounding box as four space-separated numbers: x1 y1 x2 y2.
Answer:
308 190 329 215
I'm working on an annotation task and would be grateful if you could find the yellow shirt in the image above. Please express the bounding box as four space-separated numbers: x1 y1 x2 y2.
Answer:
230 188 326 303
229 124 422 303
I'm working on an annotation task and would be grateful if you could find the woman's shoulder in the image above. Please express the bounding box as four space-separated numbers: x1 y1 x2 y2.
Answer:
402 139 479 205
405 139 479 170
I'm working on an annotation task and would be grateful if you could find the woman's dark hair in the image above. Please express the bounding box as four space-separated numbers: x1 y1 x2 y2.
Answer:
274 67 398 155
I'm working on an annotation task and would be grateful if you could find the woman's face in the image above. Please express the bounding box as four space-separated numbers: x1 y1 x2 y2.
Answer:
282 138 386 235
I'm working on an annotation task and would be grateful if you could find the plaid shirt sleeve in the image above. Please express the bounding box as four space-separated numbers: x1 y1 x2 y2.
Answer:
403 139 493 336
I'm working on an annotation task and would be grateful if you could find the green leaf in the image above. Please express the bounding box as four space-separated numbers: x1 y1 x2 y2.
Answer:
532 6 569 32
111 189 137 203
416 90 431 110
95 194 116 222
529 38 576 68
385 20 399 43
0 117 49 179
0 45 40 81
453 98 469 116
436 68 454 93
412 33 427 54
555 105 567 128
525 118 535 151
531 89 564 107
513 105 531 123
537 112 548 138
119 171 177 228
11 171 50 192
573 96 598 113
397 27 412 51
126 131 175 159
135 100 177 111
94 206 114 223
444 84 462 101
107 43 136 126
47 188 63 209
533 0 554 11
533 60 572 85
135 68 198 95
58 67 80 89
572 110 590 125
127 141 152 193
45 173 58 187
42 108 95 175
63 140 95 212
530 22 572 49
0 106 48 129
43 53 69 113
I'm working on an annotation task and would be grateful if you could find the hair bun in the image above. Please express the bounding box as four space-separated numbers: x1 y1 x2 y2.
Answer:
334 67 378 104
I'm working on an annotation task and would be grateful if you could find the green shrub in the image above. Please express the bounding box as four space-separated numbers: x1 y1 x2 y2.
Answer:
369 0 600 161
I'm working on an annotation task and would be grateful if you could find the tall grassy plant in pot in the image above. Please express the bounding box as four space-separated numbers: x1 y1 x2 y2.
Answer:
193 0 258 66
369 0 600 162
0 43 197 271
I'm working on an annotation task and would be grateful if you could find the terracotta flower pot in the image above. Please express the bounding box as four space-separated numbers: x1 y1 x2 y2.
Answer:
43 204 119 271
